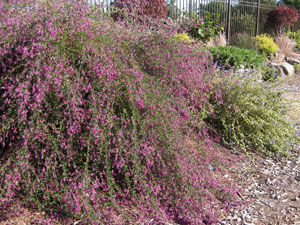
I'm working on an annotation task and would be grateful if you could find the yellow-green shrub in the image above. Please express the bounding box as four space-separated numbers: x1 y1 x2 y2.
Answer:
255 34 278 55
174 32 193 43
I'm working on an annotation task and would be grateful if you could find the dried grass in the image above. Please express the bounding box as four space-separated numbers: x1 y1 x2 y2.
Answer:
207 33 227 47
275 35 297 58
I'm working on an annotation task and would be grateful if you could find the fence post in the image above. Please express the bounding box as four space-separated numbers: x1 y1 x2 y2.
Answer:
255 0 261 36
189 0 193 16
226 0 232 42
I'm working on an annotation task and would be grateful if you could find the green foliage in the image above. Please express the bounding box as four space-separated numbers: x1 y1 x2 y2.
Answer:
294 62 300 73
282 0 300 10
255 34 278 55
230 32 259 51
174 32 193 43
262 65 280 81
209 46 264 69
206 75 299 156
186 11 224 43
288 30 300 48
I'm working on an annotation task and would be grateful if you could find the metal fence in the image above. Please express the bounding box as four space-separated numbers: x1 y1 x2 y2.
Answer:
89 0 278 41
4 0 295 41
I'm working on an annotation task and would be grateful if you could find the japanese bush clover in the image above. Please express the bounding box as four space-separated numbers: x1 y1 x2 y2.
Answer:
0 0 241 224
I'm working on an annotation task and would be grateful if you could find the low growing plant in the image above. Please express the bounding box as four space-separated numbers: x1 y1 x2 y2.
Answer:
261 65 280 81
206 75 299 156
209 46 264 69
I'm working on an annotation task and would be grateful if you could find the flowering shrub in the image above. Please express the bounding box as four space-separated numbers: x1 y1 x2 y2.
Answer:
206 74 299 156
0 0 240 224
267 6 298 34
255 34 278 55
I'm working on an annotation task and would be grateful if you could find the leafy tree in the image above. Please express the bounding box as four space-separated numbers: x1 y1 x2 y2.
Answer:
282 0 300 9
267 6 298 34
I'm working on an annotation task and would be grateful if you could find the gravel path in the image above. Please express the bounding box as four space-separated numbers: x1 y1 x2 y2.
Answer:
218 152 300 225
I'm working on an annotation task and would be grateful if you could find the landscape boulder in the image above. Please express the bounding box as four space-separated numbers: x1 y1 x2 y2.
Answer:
286 57 300 65
280 62 295 76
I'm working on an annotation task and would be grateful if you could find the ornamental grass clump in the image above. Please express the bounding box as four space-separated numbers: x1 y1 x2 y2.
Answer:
0 0 241 224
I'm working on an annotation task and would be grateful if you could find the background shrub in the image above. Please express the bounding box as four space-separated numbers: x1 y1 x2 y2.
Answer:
255 34 278 55
185 11 224 43
209 46 264 69
206 75 299 156
288 30 300 49
114 0 168 19
267 6 298 34
230 32 258 51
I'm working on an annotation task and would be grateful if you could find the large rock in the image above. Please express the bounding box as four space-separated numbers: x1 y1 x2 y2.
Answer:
280 62 295 76
286 57 300 65
271 62 295 76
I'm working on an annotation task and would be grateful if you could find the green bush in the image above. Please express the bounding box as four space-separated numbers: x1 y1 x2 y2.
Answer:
230 32 258 51
206 75 299 156
209 46 264 69
288 30 300 49
255 34 278 55
185 11 224 43
261 65 280 81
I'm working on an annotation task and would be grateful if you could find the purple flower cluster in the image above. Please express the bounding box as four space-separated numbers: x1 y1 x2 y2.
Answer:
0 0 242 224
